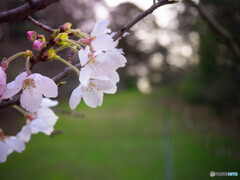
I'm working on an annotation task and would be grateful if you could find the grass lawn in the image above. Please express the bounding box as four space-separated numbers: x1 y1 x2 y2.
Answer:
0 90 239 180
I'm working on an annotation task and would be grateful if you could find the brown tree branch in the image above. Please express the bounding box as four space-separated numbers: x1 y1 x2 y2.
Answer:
185 0 240 61
0 0 177 109
0 0 59 24
27 16 55 33
112 0 178 41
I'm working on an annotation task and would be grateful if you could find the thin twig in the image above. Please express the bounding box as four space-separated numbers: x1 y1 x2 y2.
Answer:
27 16 55 33
112 0 177 41
0 0 59 24
185 0 240 61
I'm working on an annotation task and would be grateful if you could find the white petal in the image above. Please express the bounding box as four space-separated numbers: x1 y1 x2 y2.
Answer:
83 89 103 108
0 141 9 163
17 124 32 143
92 35 117 51
69 86 83 110
6 137 25 153
78 46 90 66
37 107 58 126
2 72 27 99
20 87 42 112
0 67 6 95
30 118 53 135
93 79 117 94
105 51 127 68
79 66 92 87
91 19 110 37
41 98 58 108
108 71 120 83
32 74 58 98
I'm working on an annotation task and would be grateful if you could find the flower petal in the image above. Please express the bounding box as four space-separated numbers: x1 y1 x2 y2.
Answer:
92 35 117 52
20 87 42 112
79 66 92 87
41 98 58 108
0 67 6 95
93 79 117 94
30 118 53 135
37 107 58 126
69 86 83 110
78 46 90 66
0 142 9 163
17 123 32 143
32 74 58 98
2 72 27 99
6 137 25 153
83 89 103 108
91 19 110 37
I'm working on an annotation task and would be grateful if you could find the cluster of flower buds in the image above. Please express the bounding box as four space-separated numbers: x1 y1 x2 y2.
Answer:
0 19 127 163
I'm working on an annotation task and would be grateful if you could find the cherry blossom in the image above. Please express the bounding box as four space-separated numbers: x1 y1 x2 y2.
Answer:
17 98 59 143
2 72 58 112
69 76 117 109
0 135 25 163
0 67 6 96
79 46 127 87
81 19 117 52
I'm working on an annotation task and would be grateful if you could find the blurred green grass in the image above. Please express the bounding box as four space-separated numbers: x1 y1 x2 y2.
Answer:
0 90 239 180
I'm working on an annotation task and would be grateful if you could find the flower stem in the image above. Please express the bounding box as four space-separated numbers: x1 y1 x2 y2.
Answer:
25 56 31 76
1 52 26 70
66 45 79 53
12 105 27 117
54 46 67 53
55 57 80 76
65 39 82 49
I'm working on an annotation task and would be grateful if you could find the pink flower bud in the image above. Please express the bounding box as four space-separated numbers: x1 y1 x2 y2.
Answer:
0 67 6 96
27 31 37 42
33 40 45 51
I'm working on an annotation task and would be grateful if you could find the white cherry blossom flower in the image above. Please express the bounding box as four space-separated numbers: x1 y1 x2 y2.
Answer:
0 135 25 163
17 98 59 143
69 76 117 109
2 72 58 112
0 67 6 96
78 46 127 86
82 19 117 52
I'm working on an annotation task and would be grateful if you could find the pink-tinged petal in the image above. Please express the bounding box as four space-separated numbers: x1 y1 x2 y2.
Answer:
108 71 120 83
33 40 45 51
0 67 6 95
79 66 92 87
0 142 9 163
30 118 53 135
27 31 37 42
20 87 42 112
96 53 119 71
37 107 58 126
78 46 90 66
2 72 27 99
32 74 58 98
92 35 117 51
17 124 32 143
41 98 58 108
82 89 103 108
93 79 117 94
6 137 25 153
105 51 127 68
69 86 83 110
91 19 110 37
